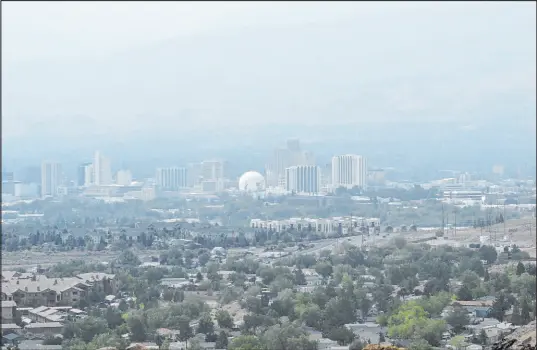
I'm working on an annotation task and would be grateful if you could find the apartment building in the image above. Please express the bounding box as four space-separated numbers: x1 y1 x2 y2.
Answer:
285 165 321 194
250 216 380 234
1 272 117 307
331 154 368 190
156 167 188 190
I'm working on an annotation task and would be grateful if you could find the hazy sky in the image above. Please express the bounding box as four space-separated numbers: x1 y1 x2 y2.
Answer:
3 1 536 141
3 1 419 62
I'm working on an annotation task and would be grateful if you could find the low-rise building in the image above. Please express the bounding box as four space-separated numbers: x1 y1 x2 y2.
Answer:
24 321 63 335
1 271 117 307
1 300 17 322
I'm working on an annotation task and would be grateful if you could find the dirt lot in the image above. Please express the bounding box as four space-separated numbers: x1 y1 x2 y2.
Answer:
1 249 154 270
424 217 536 257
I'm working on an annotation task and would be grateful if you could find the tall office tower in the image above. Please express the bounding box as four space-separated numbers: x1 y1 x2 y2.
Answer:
187 163 202 187
285 165 321 194
201 160 226 181
331 154 368 190
266 139 316 187
93 151 112 186
77 162 92 187
116 170 133 186
156 167 188 190
41 162 62 197
321 163 332 187
84 164 94 186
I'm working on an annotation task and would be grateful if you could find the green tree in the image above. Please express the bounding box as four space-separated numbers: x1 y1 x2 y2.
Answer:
262 323 316 350
294 268 307 285
490 293 509 322
456 285 473 301
314 262 333 279
326 326 356 345
521 298 531 324
228 335 266 350
417 319 447 347
178 316 193 349
511 303 522 325
73 316 109 343
484 268 490 281
127 312 147 342
378 332 386 343
196 313 215 335
216 331 229 349
446 305 470 333
105 307 124 329
409 339 433 350
216 310 234 329
479 246 497 265
117 249 141 266
349 338 367 350
479 329 487 345
516 261 526 276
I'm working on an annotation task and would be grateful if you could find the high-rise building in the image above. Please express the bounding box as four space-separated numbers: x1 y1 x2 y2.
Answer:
266 139 315 187
77 163 92 187
201 160 226 181
84 164 94 186
187 163 202 187
331 154 367 190
116 170 133 186
93 151 112 186
156 167 188 190
285 165 321 194
41 161 62 197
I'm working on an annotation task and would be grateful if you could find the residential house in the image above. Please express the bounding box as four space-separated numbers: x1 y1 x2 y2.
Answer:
306 328 339 350
24 321 63 335
1 324 21 336
156 328 180 341
76 273 117 295
17 340 63 350
1 276 91 307
28 306 72 323
345 322 386 344
198 342 217 350
2 333 20 347
160 278 193 290
451 300 494 318
1 300 17 322
126 343 159 350
1 272 117 307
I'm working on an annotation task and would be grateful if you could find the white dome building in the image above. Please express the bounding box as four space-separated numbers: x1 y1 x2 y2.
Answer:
238 171 266 193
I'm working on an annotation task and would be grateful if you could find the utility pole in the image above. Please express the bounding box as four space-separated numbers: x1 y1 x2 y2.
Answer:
361 218 365 248
453 208 457 238
442 204 445 235
503 203 506 238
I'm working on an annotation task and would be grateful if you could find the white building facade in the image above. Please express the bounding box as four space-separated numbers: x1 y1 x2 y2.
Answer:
116 170 133 186
156 167 188 190
331 154 368 190
250 216 380 234
285 165 321 194
93 151 112 186
41 162 62 197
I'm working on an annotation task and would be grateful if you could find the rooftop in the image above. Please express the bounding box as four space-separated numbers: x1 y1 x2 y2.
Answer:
1 300 17 308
